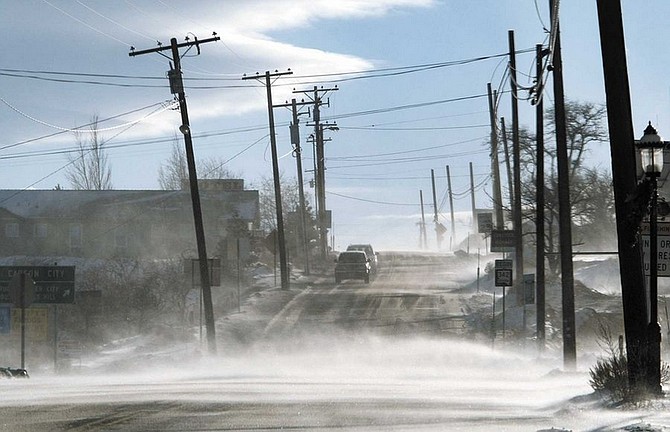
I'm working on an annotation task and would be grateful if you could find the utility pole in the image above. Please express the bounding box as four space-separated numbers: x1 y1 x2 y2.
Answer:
469 162 477 229
547 2 577 370
446 165 456 250
596 0 650 393
534 43 547 351
275 98 314 275
488 83 504 229
242 70 293 290
295 86 338 261
420 190 428 249
129 34 219 354
501 117 514 215
509 30 525 309
290 99 311 275
431 169 442 250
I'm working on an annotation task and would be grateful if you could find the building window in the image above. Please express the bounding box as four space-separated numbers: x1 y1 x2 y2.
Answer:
69 224 82 252
5 223 19 238
34 223 48 238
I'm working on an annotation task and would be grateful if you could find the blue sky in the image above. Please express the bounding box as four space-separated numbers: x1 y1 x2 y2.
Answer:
1 1 669 251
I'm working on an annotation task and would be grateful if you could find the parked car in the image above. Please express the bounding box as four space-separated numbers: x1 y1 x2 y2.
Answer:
346 244 378 272
0 367 29 379
335 251 371 284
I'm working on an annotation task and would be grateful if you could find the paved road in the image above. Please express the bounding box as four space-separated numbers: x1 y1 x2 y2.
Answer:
2 251 640 432
264 251 475 338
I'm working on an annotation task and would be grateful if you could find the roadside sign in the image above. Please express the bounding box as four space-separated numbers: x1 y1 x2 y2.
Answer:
10 308 49 341
495 259 513 287
491 230 515 252
477 212 493 234
0 266 75 304
641 222 670 277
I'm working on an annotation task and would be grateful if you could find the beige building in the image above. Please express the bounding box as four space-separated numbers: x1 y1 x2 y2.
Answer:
0 180 259 261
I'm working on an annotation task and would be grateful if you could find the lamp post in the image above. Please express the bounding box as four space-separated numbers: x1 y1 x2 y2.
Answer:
637 122 665 395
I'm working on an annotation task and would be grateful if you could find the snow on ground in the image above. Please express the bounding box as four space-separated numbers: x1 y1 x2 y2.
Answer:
11 254 670 431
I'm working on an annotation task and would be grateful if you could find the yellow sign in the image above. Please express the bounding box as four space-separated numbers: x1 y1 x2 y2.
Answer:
8 308 49 342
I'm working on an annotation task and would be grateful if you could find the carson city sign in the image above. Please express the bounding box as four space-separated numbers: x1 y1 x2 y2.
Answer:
0 266 75 304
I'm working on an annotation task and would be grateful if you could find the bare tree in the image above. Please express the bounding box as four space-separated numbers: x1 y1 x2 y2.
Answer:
66 116 113 190
158 137 189 190
511 99 612 273
158 138 239 190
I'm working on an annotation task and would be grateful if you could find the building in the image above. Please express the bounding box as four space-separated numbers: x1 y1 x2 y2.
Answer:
0 180 259 262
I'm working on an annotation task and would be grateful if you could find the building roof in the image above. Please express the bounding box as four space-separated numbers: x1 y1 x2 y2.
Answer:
0 189 259 220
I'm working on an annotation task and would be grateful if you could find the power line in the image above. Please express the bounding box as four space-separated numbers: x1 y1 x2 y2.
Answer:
74 0 157 43
0 49 536 88
327 190 418 207
0 95 177 133
0 101 169 151
329 136 487 161
339 124 489 131
41 0 131 47
327 148 490 169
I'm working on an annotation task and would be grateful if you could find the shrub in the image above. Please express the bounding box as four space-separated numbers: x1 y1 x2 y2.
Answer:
589 350 630 402
588 322 670 403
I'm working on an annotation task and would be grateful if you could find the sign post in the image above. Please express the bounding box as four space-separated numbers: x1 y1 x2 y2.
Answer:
495 259 513 338
9 273 35 369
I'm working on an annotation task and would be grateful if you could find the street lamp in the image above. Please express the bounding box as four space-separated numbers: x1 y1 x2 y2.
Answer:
637 121 666 395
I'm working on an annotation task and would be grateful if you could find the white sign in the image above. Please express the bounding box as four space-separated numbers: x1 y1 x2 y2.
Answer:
495 259 513 287
477 212 493 234
641 222 670 277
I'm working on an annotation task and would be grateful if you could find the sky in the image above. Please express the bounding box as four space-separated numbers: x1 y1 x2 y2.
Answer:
1 0 670 252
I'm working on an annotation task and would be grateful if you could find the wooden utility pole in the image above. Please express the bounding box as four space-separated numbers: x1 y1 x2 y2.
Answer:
431 169 442 250
469 162 477 228
242 70 293 290
295 86 338 261
548 2 577 370
446 165 456 250
129 35 219 354
488 83 504 229
420 190 428 249
290 99 311 275
535 43 547 350
501 117 514 214
596 0 650 392
509 30 525 308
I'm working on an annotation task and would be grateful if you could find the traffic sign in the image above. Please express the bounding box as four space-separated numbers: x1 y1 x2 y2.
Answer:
491 230 515 252
495 259 513 287
641 222 670 277
0 266 75 304
477 212 493 234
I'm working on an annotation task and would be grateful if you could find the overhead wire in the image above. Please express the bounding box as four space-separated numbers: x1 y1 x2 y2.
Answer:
327 190 418 207
0 101 170 152
329 136 487 161
41 0 131 47
0 95 178 133
74 0 157 43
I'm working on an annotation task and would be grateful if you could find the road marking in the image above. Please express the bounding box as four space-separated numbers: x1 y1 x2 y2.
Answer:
263 286 312 334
